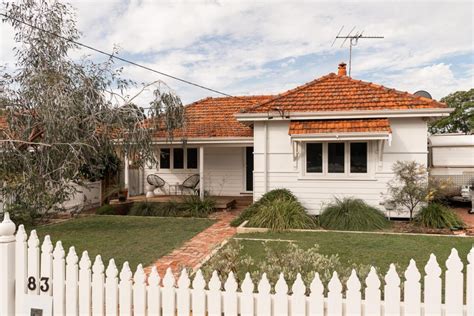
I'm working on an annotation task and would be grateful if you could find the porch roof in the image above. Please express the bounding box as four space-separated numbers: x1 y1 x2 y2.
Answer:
144 95 273 140
289 118 392 141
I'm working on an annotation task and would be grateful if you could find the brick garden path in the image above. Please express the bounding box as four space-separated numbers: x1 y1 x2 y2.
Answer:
145 197 251 275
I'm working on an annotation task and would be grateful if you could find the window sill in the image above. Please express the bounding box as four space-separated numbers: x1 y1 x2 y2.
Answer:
153 169 199 174
297 175 377 181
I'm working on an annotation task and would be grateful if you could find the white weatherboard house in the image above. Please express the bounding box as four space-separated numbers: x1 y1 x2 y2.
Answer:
134 63 452 217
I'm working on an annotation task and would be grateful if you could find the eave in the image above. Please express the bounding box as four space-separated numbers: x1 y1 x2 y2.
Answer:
235 108 454 122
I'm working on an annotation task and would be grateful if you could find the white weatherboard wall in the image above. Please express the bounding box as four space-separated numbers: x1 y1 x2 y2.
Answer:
254 118 428 216
144 146 246 196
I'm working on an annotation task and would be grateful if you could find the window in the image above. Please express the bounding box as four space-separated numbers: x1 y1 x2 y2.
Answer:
173 148 184 169
328 143 345 173
350 142 367 173
305 142 369 176
187 148 198 169
160 148 170 169
159 147 198 170
306 143 323 173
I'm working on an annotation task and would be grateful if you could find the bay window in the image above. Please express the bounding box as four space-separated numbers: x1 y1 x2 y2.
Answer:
305 141 369 176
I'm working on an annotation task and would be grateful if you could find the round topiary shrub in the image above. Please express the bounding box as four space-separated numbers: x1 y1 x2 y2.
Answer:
414 203 464 229
319 198 390 231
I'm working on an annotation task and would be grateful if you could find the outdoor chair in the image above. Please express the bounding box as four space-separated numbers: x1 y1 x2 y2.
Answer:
180 174 200 195
146 174 166 197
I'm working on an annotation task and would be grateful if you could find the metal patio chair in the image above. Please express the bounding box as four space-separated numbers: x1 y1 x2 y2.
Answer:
146 174 166 190
180 174 200 195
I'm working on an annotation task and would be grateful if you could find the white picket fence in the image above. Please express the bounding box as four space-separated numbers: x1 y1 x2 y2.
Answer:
0 213 473 316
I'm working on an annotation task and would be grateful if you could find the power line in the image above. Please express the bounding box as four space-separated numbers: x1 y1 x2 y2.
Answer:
0 12 248 101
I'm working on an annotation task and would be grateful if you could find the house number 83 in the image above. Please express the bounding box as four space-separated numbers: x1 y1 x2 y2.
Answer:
27 276 50 292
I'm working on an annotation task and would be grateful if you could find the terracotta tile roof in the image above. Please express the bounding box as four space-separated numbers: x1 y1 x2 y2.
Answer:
146 95 273 139
0 114 6 131
243 73 446 113
289 119 391 135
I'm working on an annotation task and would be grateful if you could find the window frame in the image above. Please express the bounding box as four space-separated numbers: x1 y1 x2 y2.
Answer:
158 147 199 171
303 141 371 179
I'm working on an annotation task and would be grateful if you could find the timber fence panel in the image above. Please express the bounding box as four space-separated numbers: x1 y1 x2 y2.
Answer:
78 251 92 316
2 213 473 316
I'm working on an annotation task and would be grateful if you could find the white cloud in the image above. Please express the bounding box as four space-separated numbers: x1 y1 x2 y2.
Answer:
1 0 473 104
376 63 473 100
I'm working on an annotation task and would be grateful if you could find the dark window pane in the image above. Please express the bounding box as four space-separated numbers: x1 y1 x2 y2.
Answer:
187 148 198 169
306 143 323 173
173 148 184 169
350 142 367 173
328 143 345 173
160 148 170 169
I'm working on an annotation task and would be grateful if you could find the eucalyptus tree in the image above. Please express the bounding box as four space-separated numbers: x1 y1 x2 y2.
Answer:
0 0 184 222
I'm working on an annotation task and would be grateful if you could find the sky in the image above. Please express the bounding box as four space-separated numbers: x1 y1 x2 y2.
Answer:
1 0 473 106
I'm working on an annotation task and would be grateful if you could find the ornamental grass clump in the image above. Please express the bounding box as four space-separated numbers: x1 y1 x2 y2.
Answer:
128 202 157 216
181 195 216 218
319 198 390 231
246 197 316 231
414 203 464 229
231 189 298 227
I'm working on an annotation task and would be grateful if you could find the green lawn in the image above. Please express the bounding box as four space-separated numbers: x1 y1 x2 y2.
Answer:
33 216 214 269
234 231 474 274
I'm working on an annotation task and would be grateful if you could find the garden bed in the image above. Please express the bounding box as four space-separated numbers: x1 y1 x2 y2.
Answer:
236 217 473 236
202 230 474 285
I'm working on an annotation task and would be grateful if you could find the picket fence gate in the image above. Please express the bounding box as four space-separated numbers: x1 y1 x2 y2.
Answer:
0 213 473 316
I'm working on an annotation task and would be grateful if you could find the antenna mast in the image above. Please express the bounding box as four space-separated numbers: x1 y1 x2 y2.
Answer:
332 26 384 76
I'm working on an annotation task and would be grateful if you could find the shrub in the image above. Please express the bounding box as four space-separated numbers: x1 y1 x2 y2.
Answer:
387 161 429 220
153 201 187 217
319 198 390 231
96 204 117 215
202 240 371 294
231 189 299 227
414 203 464 229
246 197 316 231
128 202 157 216
181 196 216 218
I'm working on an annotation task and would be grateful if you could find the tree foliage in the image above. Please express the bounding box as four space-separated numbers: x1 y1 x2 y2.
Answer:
429 89 474 134
387 161 429 220
0 0 184 221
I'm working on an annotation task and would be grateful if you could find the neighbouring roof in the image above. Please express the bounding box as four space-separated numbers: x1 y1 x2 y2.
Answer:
242 72 446 114
289 119 391 135
146 95 273 139
0 114 6 131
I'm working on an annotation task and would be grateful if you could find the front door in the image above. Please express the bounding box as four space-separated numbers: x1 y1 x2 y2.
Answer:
245 147 254 192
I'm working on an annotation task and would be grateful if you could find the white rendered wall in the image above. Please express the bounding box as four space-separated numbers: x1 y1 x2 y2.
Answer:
253 118 429 217
144 146 246 196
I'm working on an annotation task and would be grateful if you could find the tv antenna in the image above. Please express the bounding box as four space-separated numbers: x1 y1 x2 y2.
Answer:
331 26 384 76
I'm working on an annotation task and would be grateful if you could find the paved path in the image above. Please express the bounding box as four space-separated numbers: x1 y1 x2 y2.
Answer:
146 197 251 275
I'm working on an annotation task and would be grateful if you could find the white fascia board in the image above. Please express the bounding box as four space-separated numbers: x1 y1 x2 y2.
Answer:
235 108 453 121
151 137 253 145
291 132 391 142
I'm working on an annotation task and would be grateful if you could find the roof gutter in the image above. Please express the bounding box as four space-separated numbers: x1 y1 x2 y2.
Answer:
151 137 253 145
235 108 453 122
290 131 391 142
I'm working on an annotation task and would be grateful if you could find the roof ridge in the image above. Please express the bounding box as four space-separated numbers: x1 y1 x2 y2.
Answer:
240 73 337 113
